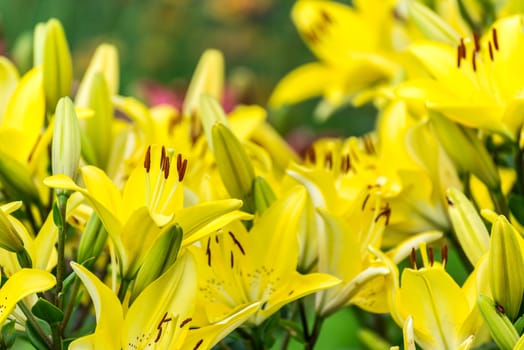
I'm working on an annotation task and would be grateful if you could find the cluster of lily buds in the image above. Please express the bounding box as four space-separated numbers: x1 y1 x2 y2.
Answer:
1 0 524 348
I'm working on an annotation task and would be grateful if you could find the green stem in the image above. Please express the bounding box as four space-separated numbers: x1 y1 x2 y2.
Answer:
117 278 131 302
304 315 324 350
490 186 509 216
55 194 69 308
60 278 81 336
515 143 524 196
18 301 53 350
298 299 310 340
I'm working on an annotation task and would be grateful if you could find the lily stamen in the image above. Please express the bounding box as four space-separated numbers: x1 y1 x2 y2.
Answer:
410 248 417 269
488 42 494 61
473 32 480 52
472 49 477 72
441 244 448 268
492 27 499 50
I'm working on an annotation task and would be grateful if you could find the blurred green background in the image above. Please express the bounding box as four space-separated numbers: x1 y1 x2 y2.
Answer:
0 0 374 149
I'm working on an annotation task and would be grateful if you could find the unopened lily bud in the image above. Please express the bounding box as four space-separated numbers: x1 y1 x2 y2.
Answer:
253 176 276 215
52 97 81 183
0 149 41 204
478 294 519 350
183 49 224 119
212 122 256 212
430 112 500 191
131 224 183 300
200 94 230 153
77 214 108 267
75 43 119 104
489 216 524 321
40 19 73 111
407 1 459 45
446 187 490 266
0 209 24 253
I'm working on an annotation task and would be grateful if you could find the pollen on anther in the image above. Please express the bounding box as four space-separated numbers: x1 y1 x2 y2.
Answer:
144 146 151 172
471 50 477 72
457 45 462 68
442 245 448 268
178 158 188 182
410 248 417 269
488 42 494 61
492 28 499 51
180 318 192 328
177 153 182 172
194 339 204 350
428 247 434 267
163 156 170 179
473 32 480 52
160 146 166 169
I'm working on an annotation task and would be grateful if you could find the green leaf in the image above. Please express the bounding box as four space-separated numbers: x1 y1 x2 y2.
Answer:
25 318 51 350
1 320 16 348
509 194 524 228
32 298 64 324
514 314 524 334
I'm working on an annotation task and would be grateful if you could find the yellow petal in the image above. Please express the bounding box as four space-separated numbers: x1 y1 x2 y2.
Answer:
123 251 197 349
399 267 470 349
70 262 123 350
0 269 55 324
0 57 19 117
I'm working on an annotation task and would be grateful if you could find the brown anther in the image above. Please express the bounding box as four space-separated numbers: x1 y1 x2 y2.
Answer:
488 41 494 61
340 154 351 173
178 158 188 182
155 312 172 343
324 151 333 169
144 145 151 172
472 50 477 72
304 30 319 44
206 237 212 266
321 10 332 23
441 245 448 268
177 153 182 172
230 251 234 268
306 147 316 163
361 193 370 211
375 203 391 226
410 248 417 269
457 45 462 68
428 247 434 267
160 146 166 169
180 318 192 328
194 339 204 350
492 28 499 51
163 156 170 179
228 231 245 255
473 32 480 52
460 38 466 59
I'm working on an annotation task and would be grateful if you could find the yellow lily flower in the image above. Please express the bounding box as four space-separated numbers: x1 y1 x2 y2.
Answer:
190 188 340 325
70 252 258 349
374 246 483 350
398 15 524 139
270 0 400 119
0 268 56 325
44 144 251 278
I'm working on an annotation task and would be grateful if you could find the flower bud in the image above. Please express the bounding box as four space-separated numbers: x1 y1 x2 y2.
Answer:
77 214 108 267
253 176 276 215
446 187 490 266
0 208 24 253
52 97 81 182
39 19 73 111
131 224 183 300
406 1 459 45
478 294 519 350
489 216 524 321
183 49 224 119
430 112 500 191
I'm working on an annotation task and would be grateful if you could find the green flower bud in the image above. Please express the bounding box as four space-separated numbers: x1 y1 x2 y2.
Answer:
478 294 519 350
406 1 459 45
183 49 224 119
489 216 524 321
0 209 24 253
131 224 183 300
77 214 108 267
253 176 276 215
39 19 73 111
212 122 256 212
446 187 490 266
430 112 500 190
52 97 81 182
